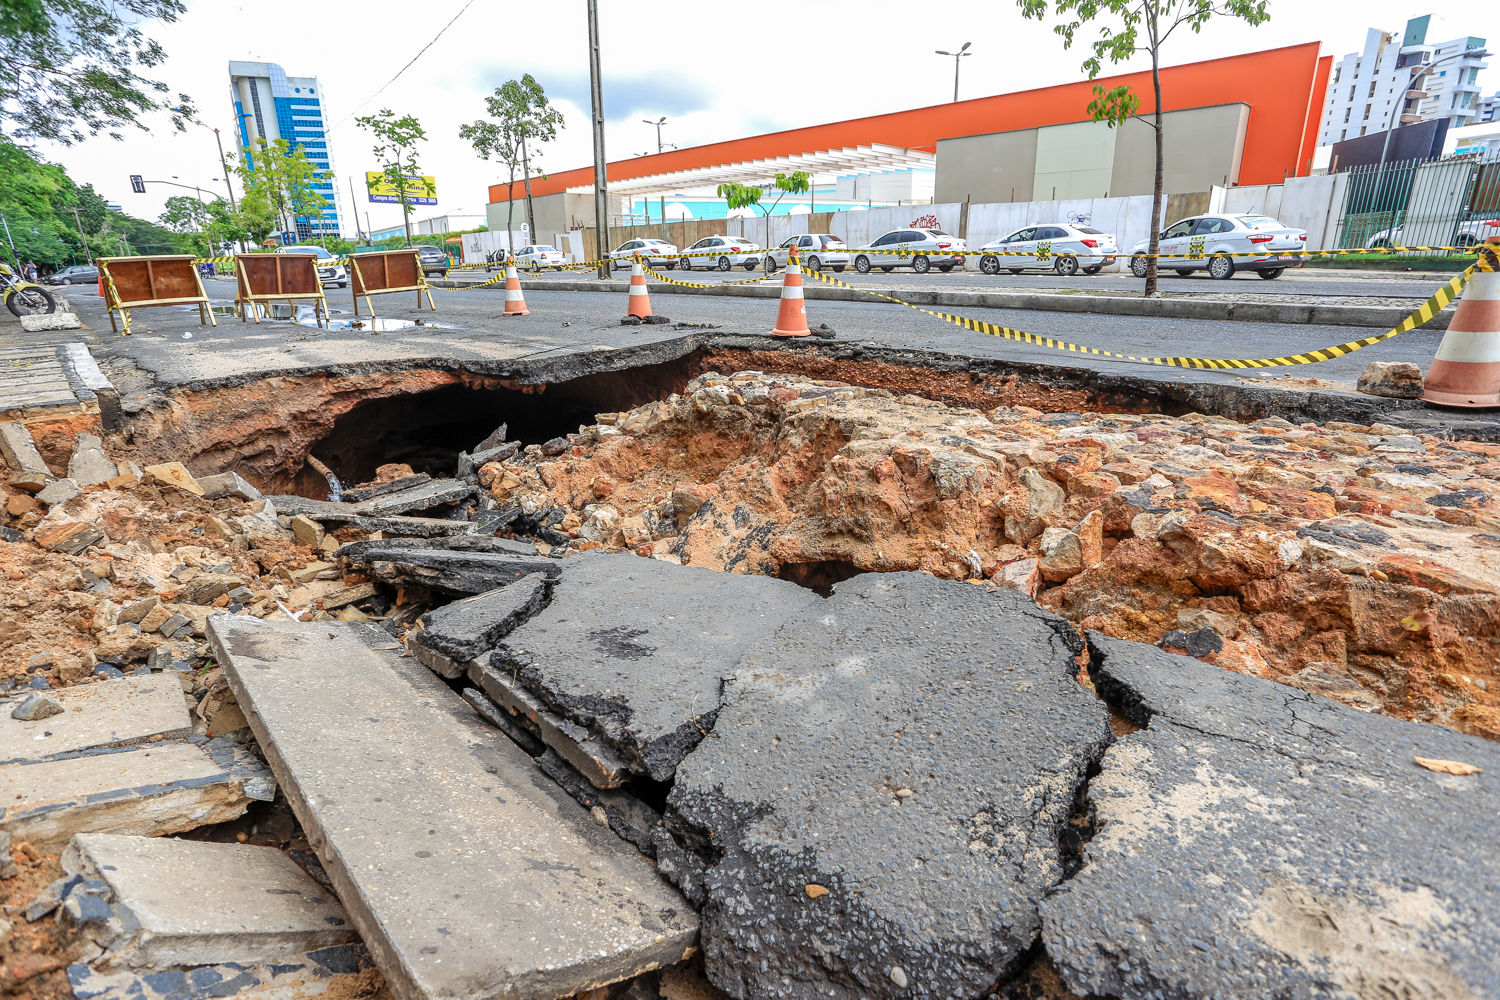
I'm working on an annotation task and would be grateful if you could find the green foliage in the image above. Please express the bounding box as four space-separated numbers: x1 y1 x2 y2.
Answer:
73 184 108 235
0 0 196 144
158 195 209 234
230 139 330 237
773 172 811 196
235 186 278 245
357 109 432 243
716 182 762 211
461 75 563 240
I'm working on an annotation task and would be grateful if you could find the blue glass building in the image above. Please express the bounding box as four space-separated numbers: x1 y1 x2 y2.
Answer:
228 61 340 240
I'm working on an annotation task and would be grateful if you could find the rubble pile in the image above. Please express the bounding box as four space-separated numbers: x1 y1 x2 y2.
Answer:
487 371 1500 740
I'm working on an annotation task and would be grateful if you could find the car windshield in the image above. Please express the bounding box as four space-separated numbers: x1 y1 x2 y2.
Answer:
820 236 845 246
284 246 334 259
926 229 950 237
1238 217 1282 230
1074 226 1106 235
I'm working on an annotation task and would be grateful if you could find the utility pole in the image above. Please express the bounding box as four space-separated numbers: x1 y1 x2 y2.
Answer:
588 0 610 279
520 136 537 247
349 176 364 240
935 42 972 103
71 206 92 263
212 129 238 213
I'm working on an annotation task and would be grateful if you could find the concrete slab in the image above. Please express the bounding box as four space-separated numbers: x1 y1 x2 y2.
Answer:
0 740 262 852
666 572 1112 1000
355 547 561 594
208 616 698 1000
350 478 474 517
495 552 820 782
266 495 476 537
0 674 192 762
63 834 357 966
411 574 550 678
0 420 52 477
1043 634 1500 1000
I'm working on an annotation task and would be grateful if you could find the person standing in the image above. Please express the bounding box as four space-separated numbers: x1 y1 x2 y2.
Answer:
22 260 37 283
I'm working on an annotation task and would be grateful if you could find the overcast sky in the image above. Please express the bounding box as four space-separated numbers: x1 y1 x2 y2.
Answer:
32 0 1499 234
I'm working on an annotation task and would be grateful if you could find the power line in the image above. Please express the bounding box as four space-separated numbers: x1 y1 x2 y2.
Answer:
327 0 478 133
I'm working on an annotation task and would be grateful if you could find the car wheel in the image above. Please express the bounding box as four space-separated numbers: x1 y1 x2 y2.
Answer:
743 260 757 270
807 256 821 272
911 254 931 274
1008 268 1025 275
764 256 778 272
679 258 691 271
1130 255 1149 279
937 264 954 272
880 266 894 273
1054 255 1079 277
1257 268 1285 280
718 256 731 271
339 282 348 288
59 278 70 285
832 266 845 272
854 256 871 274
980 255 1000 275
1456 234 1478 249
1083 266 1102 275
1208 254 1235 280
1173 268 1194 277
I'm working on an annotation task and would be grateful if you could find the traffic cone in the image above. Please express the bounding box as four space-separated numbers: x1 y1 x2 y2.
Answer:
626 257 653 319
1423 243 1500 407
502 260 529 317
770 254 811 338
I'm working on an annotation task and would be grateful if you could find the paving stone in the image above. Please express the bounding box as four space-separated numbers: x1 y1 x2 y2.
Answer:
266 495 476 537
665 572 1111 1000
208 616 698 1000
67 434 117 487
495 552 819 784
0 674 192 762
288 515 325 549
63 834 357 967
1044 633 1500 1000
356 547 560 595
195 471 262 502
0 740 264 853
0 421 53 478
412 574 549 679
35 477 81 505
348 478 474 517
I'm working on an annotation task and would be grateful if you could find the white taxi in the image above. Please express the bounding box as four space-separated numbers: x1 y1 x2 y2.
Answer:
978 223 1118 276
1129 214 1307 280
515 245 566 270
610 238 679 270
679 235 761 271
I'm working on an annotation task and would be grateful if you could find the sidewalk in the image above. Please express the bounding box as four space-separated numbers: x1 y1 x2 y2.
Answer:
0 300 111 417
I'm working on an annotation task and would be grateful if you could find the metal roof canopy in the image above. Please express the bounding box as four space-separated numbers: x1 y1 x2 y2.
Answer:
564 143 935 197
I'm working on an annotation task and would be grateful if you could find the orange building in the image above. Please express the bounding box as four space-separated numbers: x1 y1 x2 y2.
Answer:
488 43 1331 224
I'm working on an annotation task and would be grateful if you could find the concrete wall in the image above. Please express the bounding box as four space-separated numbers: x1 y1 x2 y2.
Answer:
486 193 597 240
935 129 1038 204
1109 104 1250 196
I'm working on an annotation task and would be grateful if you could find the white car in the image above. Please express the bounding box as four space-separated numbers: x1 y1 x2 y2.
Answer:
515 245 566 270
979 223 1118 276
764 234 849 273
852 228 967 274
1365 219 1500 249
1129 214 1307 280
277 245 347 287
610 238 679 269
679 235 761 271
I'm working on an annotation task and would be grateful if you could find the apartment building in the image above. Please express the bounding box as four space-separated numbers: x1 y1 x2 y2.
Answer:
228 61 340 239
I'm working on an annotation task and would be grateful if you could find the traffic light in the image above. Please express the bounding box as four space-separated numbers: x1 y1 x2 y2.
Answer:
129 175 145 194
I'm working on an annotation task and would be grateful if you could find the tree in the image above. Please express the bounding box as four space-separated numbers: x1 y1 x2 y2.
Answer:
0 0 195 144
228 138 329 243
1017 0 1269 297
460 75 564 252
235 186 278 246
356 109 433 247
72 183 108 235
717 172 810 251
158 195 209 235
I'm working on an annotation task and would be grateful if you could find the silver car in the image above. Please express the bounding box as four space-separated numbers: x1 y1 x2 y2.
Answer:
1129 214 1307 280
764 234 850 273
851 228 967 274
978 223 1118 276
679 235 761 271
610 238 680 269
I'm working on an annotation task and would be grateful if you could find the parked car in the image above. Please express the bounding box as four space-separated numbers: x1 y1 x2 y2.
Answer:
278 245 348 287
1128 214 1307 280
610 238 679 269
1365 219 1500 249
978 224 1117 276
679 235 761 271
851 228 967 274
764 234 849 273
43 265 99 286
515 245 566 270
414 245 450 278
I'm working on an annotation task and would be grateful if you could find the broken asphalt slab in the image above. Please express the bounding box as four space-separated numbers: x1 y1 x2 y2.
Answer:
492 551 821 783
208 615 698 1000
341 545 561 594
411 573 550 678
346 478 474 517
665 572 1111 1000
1042 633 1500 1000
265 495 476 537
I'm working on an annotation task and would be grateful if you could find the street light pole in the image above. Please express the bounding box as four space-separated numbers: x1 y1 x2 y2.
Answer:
588 0 610 279
643 117 667 154
935 42 971 103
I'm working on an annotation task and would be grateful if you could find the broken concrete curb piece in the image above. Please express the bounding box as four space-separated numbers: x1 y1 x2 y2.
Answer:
19 311 82 332
209 616 698 1000
1043 633 1500 1000
67 434 116 487
36 477 81 506
143 462 205 496
62 834 358 967
195 471 262 502
0 422 53 479
668 572 1111 1000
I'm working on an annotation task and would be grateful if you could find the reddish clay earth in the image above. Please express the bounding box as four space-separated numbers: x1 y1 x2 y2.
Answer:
488 370 1500 741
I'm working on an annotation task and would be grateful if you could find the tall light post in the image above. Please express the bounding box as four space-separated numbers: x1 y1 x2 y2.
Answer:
588 0 610 279
644 117 667 154
935 42 971 103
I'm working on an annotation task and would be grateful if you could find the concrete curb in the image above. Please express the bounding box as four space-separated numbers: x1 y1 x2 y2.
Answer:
430 276 1453 331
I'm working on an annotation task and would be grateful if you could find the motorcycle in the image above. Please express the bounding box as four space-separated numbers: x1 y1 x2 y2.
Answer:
0 262 58 318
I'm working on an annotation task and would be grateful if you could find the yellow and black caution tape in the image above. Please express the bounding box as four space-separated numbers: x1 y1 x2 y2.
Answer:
797 258 1479 369
649 267 781 289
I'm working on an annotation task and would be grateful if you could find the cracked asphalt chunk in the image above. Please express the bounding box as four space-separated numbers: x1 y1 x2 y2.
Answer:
666 572 1111 1000
1045 633 1500 1000
492 551 820 783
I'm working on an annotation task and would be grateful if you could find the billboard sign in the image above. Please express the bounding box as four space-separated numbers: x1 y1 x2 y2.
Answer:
366 172 437 206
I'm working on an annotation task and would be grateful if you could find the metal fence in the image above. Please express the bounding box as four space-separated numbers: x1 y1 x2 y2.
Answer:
1335 153 1500 255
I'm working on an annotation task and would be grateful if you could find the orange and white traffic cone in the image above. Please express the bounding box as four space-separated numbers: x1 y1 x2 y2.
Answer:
626 256 653 319
770 253 811 337
502 260 529 316
1423 242 1500 407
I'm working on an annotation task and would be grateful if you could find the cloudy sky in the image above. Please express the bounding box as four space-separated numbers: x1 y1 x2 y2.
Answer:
32 0 1499 234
